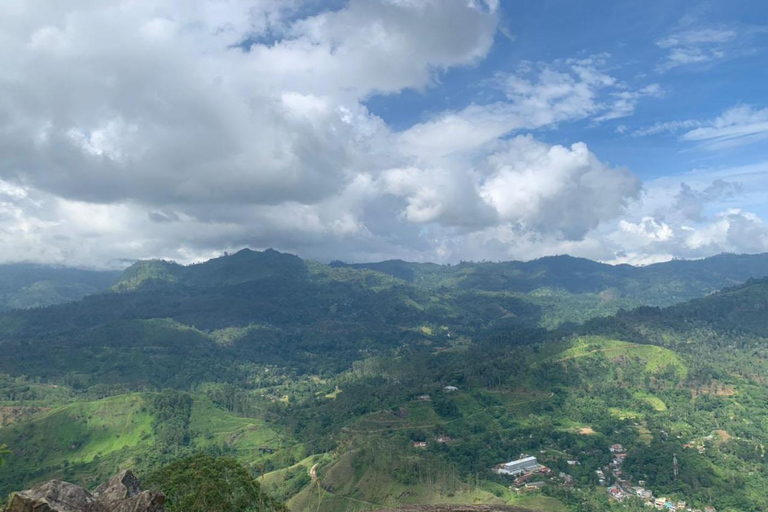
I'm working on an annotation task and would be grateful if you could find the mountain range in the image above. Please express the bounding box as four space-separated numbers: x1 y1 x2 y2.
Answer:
2 250 768 512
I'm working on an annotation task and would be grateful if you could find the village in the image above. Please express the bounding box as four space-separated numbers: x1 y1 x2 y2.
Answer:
493 443 716 512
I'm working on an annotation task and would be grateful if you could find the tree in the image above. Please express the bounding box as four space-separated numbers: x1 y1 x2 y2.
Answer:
0 444 10 467
144 453 285 512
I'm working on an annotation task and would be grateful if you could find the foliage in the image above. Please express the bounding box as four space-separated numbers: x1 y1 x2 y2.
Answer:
0 444 10 468
4 250 768 510
0 264 118 311
145 453 285 512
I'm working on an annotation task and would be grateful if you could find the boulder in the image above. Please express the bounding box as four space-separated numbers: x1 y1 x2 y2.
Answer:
93 471 141 502
4 480 99 512
4 471 165 512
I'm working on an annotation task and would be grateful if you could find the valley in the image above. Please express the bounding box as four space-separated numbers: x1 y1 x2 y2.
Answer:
2 251 768 512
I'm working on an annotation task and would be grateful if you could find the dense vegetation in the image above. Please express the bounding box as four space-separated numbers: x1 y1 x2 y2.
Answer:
2 250 768 512
0 264 119 311
145 454 285 512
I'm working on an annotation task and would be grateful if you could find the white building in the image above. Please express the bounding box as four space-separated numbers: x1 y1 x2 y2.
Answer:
496 456 541 476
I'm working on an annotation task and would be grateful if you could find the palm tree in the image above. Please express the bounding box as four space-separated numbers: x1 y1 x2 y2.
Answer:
0 443 10 467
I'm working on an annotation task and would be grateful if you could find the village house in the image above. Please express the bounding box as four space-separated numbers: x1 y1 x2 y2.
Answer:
412 441 427 448
444 385 459 392
608 486 626 501
610 443 625 453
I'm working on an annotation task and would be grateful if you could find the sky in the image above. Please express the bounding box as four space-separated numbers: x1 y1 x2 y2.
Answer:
0 0 767 269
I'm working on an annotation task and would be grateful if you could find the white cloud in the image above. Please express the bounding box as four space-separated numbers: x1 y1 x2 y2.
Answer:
656 27 738 71
398 56 661 159
631 104 768 150
0 1 764 269
681 105 768 150
594 84 663 122
479 137 640 239
0 0 496 209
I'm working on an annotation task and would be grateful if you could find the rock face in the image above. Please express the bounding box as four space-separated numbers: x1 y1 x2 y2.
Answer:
4 470 165 512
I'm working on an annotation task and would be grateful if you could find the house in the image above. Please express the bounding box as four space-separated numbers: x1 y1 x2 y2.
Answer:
415 394 431 402
514 473 534 486
610 444 625 453
436 436 452 444
444 386 459 392
632 488 653 500
524 481 545 491
566 460 580 465
412 441 427 448
496 456 542 476
703 507 717 512
655 498 667 510
608 486 626 501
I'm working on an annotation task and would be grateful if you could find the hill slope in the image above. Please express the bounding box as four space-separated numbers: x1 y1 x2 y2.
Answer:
0 264 119 311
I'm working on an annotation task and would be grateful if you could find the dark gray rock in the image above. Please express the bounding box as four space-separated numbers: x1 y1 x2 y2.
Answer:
4 471 164 512
4 480 99 512
94 471 141 502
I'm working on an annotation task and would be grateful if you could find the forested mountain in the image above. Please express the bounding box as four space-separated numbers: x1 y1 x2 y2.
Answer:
2 249 768 389
0 264 120 311
3 250 768 512
340 253 768 303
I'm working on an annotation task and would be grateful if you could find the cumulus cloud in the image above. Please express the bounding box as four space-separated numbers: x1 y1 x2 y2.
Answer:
685 209 768 254
479 137 640 239
0 0 496 209
673 180 743 222
0 1 764 269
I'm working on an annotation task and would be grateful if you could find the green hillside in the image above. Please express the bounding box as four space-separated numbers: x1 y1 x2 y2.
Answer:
3 251 768 511
0 264 119 311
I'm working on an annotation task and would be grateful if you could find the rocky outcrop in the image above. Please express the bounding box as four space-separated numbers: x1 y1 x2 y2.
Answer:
4 470 165 512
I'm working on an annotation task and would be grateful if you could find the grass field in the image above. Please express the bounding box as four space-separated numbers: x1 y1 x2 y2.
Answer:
0 392 292 496
546 336 687 377
0 393 154 494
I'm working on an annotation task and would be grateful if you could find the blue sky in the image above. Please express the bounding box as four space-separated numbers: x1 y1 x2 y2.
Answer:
0 0 766 267
368 0 768 182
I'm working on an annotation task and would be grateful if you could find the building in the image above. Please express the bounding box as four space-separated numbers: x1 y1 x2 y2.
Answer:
632 487 653 500
415 394 431 402
610 444 625 453
436 436 452 444
524 481 544 491
496 456 541 476
608 486 626 501
444 385 459 392
412 441 427 448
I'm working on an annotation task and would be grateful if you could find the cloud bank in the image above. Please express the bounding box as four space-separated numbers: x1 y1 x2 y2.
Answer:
0 0 764 268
